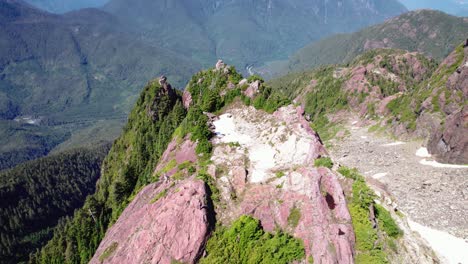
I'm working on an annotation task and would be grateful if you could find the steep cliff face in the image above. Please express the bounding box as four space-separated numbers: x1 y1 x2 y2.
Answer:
426 42 468 164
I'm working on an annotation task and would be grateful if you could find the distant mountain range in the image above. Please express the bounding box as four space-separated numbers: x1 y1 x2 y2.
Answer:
256 10 468 77
104 0 408 69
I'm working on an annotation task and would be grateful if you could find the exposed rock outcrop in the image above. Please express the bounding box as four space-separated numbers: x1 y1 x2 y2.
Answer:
90 138 210 264
89 179 214 264
428 107 468 164
211 105 354 263
426 42 468 164
243 80 261 98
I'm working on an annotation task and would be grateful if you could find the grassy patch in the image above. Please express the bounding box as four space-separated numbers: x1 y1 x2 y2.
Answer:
287 206 302 228
275 171 286 178
99 242 118 262
314 157 333 169
150 189 168 204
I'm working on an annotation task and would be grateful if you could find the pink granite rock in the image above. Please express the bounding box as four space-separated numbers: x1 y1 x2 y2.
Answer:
89 179 213 264
244 80 261 98
237 167 355 264
182 90 193 109
155 137 197 177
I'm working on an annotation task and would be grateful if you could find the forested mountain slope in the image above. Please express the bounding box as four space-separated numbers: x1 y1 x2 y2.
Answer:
0 144 110 263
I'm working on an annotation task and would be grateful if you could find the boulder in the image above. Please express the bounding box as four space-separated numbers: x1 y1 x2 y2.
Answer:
89 179 214 264
244 80 261 98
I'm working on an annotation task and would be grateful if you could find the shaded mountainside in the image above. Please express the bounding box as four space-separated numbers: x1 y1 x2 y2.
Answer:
269 42 468 164
31 62 432 264
104 0 407 69
261 10 468 77
0 144 110 264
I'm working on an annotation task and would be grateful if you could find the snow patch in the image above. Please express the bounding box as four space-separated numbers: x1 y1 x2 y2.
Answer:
419 159 468 169
212 107 316 184
382 141 406 146
408 219 468 264
249 145 276 183
416 147 432 158
213 114 251 145
372 172 387 179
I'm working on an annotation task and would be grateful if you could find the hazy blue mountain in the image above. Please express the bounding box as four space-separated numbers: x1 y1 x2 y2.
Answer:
104 0 408 70
23 0 109 13
399 0 468 16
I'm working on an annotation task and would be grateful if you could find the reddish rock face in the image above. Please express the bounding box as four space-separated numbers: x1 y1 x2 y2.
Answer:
182 90 193 109
426 43 468 164
237 167 355 264
428 107 468 164
154 137 197 177
89 179 213 264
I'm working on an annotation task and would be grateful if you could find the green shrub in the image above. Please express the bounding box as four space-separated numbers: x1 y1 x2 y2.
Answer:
314 157 333 169
375 204 403 238
197 173 220 203
201 215 305 264
337 166 361 181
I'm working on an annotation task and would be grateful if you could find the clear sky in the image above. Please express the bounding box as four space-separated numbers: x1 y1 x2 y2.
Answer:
399 0 468 16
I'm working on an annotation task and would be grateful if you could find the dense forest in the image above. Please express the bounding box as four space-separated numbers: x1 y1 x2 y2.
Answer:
0 144 110 263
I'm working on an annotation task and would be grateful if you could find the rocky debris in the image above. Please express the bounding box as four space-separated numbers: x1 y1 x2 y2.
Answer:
428 107 468 164
182 90 192 109
89 179 213 264
211 105 353 263
330 116 468 239
243 80 261 98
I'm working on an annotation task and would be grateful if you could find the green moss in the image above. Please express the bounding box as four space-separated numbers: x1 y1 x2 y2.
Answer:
99 242 118 262
162 159 177 173
275 171 285 178
200 215 305 264
314 157 333 169
150 189 168 204
287 206 301 228
197 173 220 203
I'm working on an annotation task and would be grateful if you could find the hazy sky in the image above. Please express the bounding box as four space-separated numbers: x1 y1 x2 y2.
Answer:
399 0 468 16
